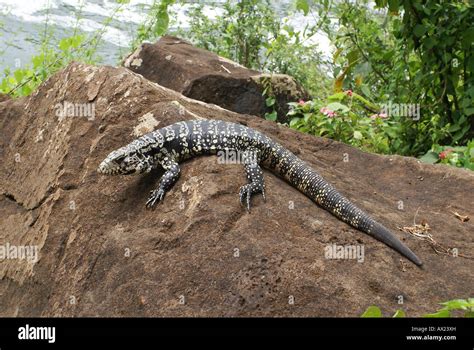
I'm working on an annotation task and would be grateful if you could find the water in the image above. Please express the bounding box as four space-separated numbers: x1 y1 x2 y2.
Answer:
0 0 331 73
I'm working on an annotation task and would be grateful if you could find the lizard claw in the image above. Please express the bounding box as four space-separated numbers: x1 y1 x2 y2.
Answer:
239 183 265 212
146 188 165 209
239 185 251 212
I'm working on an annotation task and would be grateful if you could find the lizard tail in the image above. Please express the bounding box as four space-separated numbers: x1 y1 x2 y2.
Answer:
267 147 422 266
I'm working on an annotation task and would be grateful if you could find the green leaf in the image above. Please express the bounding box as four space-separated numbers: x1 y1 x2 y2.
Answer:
265 97 276 107
448 123 461 132
392 309 406 318
326 102 350 113
462 27 474 49
361 306 382 318
265 111 277 121
413 24 427 38
289 117 301 127
360 85 372 98
388 0 399 12
21 85 32 96
32 54 43 69
419 151 439 164
154 9 170 36
424 309 450 318
464 107 474 116
295 0 309 16
353 130 363 140
424 37 435 49
440 299 471 311
347 50 359 65
13 69 24 82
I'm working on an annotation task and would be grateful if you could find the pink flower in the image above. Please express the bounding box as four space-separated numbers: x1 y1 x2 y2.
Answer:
370 113 388 119
320 107 337 117
298 99 305 105
345 89 353 97
439 149 453 160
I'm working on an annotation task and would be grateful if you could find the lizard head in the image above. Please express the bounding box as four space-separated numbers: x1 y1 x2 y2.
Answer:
98 144 153 176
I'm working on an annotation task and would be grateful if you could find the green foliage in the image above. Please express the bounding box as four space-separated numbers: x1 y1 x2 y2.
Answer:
0 34 94 97
361 305 406 318
179 0 279 69
168 0 331 97
361 305 383 317
132 0 176 50
420 140 474 170
1 0 126 97
261 75 278 121
325 0 474 155
361 298 474 318
288 91 394 154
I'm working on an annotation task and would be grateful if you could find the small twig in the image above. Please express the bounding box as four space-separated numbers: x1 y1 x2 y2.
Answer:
399 222 474 260
413 207 420 226
451 211 469 222
220 64 231 74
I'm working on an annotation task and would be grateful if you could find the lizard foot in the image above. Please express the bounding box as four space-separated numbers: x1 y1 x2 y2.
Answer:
239 182 265 212
146 188 165 209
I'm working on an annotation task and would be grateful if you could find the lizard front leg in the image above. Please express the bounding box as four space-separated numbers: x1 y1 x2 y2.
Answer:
146 158 180 209
239 149 266 212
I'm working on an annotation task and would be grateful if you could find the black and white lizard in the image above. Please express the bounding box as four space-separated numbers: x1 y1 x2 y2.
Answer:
98 119 422 266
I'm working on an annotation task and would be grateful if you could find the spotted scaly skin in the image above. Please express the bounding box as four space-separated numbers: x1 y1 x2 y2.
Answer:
98 119 422 266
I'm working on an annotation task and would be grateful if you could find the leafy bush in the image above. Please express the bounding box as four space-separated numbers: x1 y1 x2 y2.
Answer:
288 90 394 154
0 35 92 97
143 0 332 97
420 140 474 170
361 298 474 318
0 1 125 97
321 0 474 156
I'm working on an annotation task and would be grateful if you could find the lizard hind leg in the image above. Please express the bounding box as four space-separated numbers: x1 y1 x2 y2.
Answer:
239 149 266 212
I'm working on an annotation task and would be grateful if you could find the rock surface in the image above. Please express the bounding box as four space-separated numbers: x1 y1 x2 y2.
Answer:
123 35 310 123
0 62 473 317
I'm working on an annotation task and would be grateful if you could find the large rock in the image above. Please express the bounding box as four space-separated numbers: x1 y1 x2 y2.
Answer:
123 35 310 123
0 62 473 317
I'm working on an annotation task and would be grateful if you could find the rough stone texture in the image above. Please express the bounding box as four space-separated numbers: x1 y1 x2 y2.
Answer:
0 93 10 103
0 62 473 317
123 35 310 123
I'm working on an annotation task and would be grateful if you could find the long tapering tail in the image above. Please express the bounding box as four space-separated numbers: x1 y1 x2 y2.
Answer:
266 146 422 266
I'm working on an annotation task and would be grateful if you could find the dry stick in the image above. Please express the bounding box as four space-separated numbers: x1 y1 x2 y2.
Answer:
398 210 474 260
